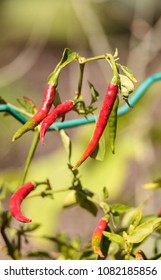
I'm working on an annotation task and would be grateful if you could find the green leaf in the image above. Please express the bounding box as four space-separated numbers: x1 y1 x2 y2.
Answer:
75 189 98 216
90 134 106 161
102 186 109 200
48 48 78 85
113 48 118 58
131 209 142 228
88 81 99 104
111 203 133 214
120 65 137 83
58 48 78 69
140 214 158 224
126 218 161 244
144 177 161 189
103 231 124 246
112 214 120 228
59 130 72 163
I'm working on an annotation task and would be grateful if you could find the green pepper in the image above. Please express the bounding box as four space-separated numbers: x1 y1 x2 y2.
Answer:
109 95 119 154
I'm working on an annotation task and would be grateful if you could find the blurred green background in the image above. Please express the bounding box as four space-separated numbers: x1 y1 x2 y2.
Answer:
1 0 161 259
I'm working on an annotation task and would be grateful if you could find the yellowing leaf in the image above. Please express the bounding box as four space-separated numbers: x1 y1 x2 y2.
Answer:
59 130 72 163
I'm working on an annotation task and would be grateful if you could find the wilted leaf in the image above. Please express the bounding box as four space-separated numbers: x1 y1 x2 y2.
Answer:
126 218 161 244
103 231 124 246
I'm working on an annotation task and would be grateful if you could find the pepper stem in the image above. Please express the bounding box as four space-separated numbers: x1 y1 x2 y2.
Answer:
106 53 120 86
20 128 40 185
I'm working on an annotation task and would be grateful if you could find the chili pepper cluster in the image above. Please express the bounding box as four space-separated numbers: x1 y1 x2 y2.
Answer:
9 49 136 260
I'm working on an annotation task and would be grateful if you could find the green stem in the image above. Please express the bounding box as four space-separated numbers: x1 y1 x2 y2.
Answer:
78 54 105 64
29 186 70 199
106 54 120 85
20 128 40 185
1 227 18 260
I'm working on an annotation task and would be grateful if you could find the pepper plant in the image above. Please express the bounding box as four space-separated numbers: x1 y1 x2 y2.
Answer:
0 48 161 260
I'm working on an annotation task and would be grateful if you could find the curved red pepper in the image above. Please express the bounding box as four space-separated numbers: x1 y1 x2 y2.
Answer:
12 84 56 141
40 100 74 144
72 83 118 170
92 217 108 258
9 182 35 223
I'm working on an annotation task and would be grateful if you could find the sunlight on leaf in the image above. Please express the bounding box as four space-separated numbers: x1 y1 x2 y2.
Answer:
126 218 161 244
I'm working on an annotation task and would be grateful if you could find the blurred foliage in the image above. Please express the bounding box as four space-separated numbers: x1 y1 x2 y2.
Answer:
1 0 161 259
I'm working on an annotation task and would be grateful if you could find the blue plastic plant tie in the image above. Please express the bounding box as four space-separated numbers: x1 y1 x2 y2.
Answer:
0 72 161 131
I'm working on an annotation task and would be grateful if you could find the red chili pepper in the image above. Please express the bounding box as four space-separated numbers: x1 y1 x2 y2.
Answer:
9 181 36 223
72 83 118 170
92 217 108 258
40 100 74 144
12 84 56 141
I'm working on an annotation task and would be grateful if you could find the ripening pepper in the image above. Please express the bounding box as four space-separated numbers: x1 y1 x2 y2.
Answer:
12 84 56 141
92 216 108 258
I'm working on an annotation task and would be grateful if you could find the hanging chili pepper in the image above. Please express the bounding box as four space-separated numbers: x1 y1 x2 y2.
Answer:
72 81 119 170
92 216 108 258
135 250 147 260
12 48 78 141
40 100 75 144
108 95 119 154
12 84 56 141
9 181 36 223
